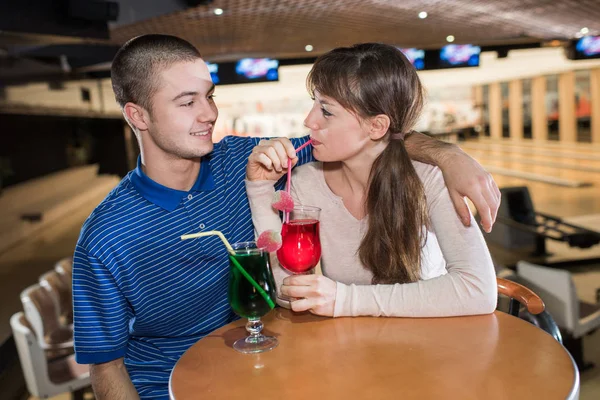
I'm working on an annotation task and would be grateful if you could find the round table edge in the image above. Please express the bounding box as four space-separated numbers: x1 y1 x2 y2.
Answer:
168 311 581 400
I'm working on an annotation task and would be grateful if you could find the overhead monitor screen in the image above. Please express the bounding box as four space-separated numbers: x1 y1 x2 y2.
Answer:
234 58 279 82
206 62 220 84
439 44 481 68
574 36 600 59
399 48 425 70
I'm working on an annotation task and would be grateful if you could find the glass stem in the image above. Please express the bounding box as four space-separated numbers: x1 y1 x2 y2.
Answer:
246 318 264 343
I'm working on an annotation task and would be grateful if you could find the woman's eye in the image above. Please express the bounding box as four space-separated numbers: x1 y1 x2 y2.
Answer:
181 101 194 107
321 107 333 117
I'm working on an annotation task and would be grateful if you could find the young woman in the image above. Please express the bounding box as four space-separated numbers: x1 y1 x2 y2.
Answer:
245 43 497 318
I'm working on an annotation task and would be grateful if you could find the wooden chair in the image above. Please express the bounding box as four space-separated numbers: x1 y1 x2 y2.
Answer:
497 277 545 317
496 277 563 345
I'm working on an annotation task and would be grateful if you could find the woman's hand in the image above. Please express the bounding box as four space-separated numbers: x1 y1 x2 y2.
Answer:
246 138 298 181
440 147 501 233
281 274 337 317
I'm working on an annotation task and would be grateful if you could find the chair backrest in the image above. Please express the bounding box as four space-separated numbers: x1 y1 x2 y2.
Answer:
20 283 63 349
10 312 48 397
54 258 73 325
495 276 564 342
40 270 72 324
500 186 537 225
496 277 545 316
55 257 73 278
10 312 89 398
486 186 539 250
517 261 578 333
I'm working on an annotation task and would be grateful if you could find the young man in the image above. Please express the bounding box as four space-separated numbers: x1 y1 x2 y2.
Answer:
73 34 500 399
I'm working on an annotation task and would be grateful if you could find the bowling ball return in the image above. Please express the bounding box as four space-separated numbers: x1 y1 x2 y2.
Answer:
482 186 600 268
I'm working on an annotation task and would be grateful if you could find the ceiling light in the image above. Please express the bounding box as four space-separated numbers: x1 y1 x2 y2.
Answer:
418 11 428 19
214 8 224 15
580 27 589 35
305 44 314 52
446 35 455 43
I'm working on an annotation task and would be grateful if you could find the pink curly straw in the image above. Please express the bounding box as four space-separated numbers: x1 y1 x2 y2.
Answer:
285 139 313 223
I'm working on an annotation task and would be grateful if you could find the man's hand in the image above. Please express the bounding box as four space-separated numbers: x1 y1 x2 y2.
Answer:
439 147 501 233
403 132 500 233
281 274 337 316
246 138 298 181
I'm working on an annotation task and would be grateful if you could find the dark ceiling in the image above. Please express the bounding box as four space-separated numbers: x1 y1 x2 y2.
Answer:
1 0 600 84
109 0 600 60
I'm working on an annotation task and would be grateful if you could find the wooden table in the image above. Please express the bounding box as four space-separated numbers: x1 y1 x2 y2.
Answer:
169 309 579 400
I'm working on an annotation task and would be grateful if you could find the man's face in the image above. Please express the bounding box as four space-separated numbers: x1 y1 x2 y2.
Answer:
144 59 218 159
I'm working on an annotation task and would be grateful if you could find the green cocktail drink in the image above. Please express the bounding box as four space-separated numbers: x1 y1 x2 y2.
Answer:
228 248 276 319
228 241 278 353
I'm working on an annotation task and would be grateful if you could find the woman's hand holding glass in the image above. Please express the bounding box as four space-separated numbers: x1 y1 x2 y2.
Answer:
280 274 337 316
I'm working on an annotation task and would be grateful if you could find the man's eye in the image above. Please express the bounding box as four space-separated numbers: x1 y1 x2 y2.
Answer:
181 101 194 107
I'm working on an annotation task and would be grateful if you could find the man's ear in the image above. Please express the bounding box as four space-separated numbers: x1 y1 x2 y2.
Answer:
368 114 391 141
123 102 149 131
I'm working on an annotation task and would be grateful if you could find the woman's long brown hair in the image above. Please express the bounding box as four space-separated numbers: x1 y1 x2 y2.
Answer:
307 43 428 284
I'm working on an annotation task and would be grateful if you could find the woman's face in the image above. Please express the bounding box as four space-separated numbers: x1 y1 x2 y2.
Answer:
303 90 374 162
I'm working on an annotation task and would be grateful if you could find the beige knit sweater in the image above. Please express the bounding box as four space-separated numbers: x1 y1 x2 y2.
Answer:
245 161 497 318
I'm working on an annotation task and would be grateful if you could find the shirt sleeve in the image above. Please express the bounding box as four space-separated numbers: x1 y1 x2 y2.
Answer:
73 243 132 364
334 166 498 318
219 136 263 178
244 179 297 308
220 135 313 191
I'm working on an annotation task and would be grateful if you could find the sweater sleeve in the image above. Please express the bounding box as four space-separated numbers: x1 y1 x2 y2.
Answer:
245 179 296 308
334 166 498 318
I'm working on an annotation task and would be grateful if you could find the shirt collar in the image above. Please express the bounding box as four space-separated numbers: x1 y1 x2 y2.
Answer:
130 156 215 212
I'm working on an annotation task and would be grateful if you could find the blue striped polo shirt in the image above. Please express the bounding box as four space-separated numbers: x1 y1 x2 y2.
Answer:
73 135 312 399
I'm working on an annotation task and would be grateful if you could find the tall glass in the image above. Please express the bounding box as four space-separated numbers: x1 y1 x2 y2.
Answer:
276 206 322 274
228 241 278 353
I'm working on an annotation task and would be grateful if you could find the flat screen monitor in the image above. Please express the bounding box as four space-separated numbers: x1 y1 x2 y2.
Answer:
206 62 220 84
573 36 600 59
439 44 481 68
399 48 425 70
234 58 279 83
